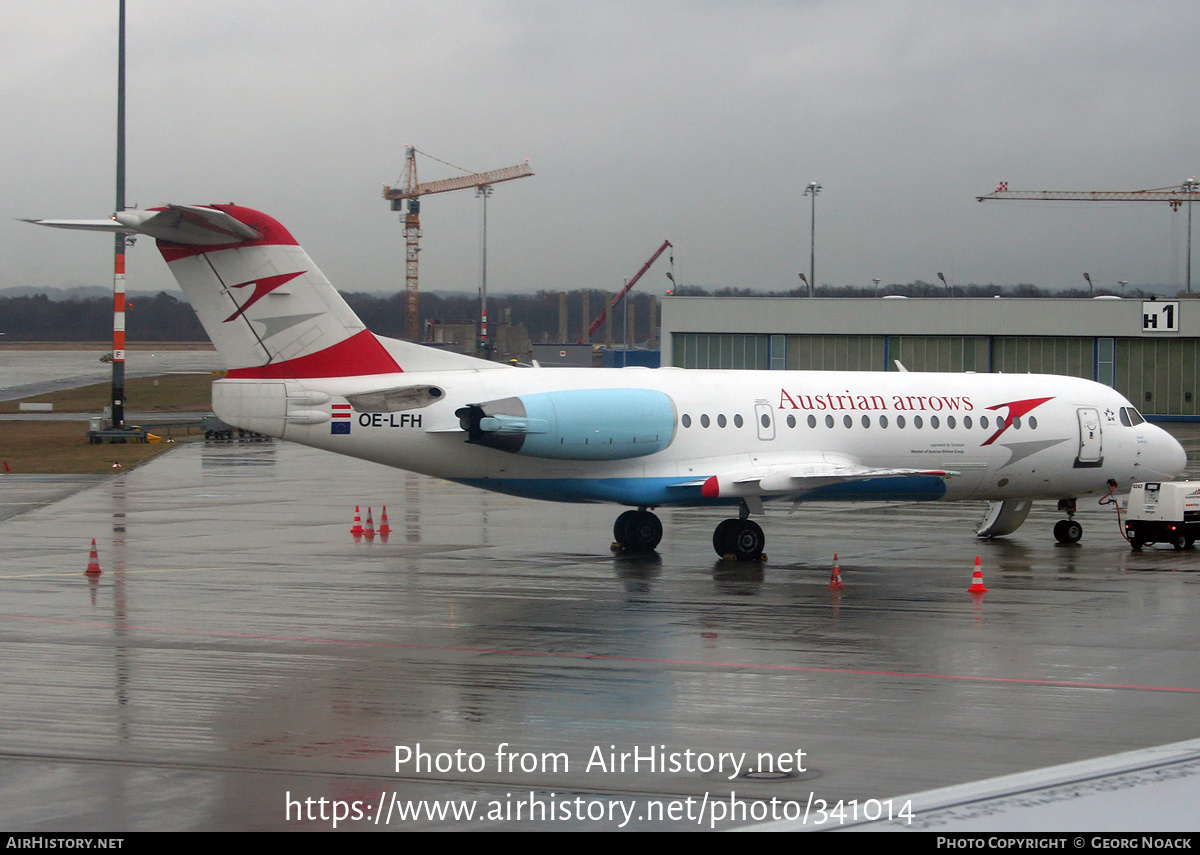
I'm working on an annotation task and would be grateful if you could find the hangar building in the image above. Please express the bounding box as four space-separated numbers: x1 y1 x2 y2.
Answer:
660 296 1199 420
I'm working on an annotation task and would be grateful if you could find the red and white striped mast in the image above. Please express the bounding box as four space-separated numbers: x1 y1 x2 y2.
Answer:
111 0 127 429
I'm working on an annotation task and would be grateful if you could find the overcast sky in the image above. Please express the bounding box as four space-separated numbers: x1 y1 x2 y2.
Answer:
5 1 1200 298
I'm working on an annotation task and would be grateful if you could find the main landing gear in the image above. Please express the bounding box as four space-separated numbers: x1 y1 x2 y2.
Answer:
712 501 766 562
1053 498 1083 544
613 508 663 552
610 501 768 561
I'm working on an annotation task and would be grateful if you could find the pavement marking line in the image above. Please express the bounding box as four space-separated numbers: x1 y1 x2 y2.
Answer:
3 611 1199 695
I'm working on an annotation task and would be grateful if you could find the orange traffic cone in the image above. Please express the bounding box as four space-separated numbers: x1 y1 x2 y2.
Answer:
378 505 392 535
967 556 988 593
85 539 102 576
364 507 376 539
829 553 844 590
350 506 364 536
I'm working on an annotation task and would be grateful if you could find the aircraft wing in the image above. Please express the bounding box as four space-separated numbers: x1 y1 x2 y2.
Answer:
698 454 959 500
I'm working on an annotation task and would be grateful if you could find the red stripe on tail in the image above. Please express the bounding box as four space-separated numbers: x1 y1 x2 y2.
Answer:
157 205 300 262
225 330 401 379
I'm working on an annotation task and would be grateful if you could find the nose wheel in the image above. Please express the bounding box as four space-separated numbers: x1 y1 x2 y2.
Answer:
1054 499 1082 544
1053 518 1083 544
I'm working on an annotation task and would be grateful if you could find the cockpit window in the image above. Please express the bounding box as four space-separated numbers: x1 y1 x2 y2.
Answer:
1120 407 1146 427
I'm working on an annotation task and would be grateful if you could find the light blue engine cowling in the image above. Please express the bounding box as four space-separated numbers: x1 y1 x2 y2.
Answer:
455 388 676 461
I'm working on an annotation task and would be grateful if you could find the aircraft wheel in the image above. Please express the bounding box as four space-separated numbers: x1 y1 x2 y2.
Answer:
614 510 637 544
615 510 661 552
730 519 766 561
713 519 736 557
1054 519 1082 544
626 510 662 551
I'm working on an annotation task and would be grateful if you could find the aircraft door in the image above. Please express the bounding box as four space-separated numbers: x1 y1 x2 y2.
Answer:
755 401 776 441
1075 406 1103 467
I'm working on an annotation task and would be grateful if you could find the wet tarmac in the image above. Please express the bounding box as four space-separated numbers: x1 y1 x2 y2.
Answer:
0 348 222 402
2 430 1199 831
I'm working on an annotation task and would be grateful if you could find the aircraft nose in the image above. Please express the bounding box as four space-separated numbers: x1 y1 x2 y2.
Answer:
1150 427 1188 480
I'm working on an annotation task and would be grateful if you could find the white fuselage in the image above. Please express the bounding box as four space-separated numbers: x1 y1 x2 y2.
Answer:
213 366 1186 509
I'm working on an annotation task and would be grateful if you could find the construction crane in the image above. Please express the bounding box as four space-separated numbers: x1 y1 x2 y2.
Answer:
383 147 533 341
578 240 673 344
977 179 1200 292
976 181 1200 207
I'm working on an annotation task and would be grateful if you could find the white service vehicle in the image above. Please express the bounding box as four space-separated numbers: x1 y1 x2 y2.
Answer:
1125 481 1200 551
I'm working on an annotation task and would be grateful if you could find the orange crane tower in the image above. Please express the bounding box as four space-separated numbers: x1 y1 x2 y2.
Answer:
383 147 533 341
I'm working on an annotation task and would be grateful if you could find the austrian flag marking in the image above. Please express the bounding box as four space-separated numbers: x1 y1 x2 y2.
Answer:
331 403 352 435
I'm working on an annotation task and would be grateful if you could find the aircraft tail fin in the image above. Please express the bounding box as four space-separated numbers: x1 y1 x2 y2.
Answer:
30 204 498 377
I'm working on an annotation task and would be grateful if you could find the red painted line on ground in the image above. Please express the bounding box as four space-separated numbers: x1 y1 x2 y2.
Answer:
4 611 1199 694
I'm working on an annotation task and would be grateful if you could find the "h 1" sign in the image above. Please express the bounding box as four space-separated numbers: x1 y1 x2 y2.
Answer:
1142 301 1179 333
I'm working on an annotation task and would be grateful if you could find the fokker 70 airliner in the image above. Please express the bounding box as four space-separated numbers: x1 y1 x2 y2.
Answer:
31 204 1188 560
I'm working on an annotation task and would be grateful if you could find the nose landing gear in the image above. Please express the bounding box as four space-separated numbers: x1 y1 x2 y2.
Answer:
1054 498 1083 544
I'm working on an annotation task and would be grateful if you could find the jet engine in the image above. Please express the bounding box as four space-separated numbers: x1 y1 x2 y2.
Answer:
455 388 676 461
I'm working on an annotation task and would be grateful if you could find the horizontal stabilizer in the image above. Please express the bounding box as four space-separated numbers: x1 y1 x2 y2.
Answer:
27 205 261 246
21 218 129 233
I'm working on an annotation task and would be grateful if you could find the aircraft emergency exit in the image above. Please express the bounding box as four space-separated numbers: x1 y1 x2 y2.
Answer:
31 204 1188 560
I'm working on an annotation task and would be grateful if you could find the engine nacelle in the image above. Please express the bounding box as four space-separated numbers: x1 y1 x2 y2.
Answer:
455 388 676 461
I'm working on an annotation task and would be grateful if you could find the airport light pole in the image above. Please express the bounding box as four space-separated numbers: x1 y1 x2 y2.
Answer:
803 181 821 296
1083 272 1092 293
